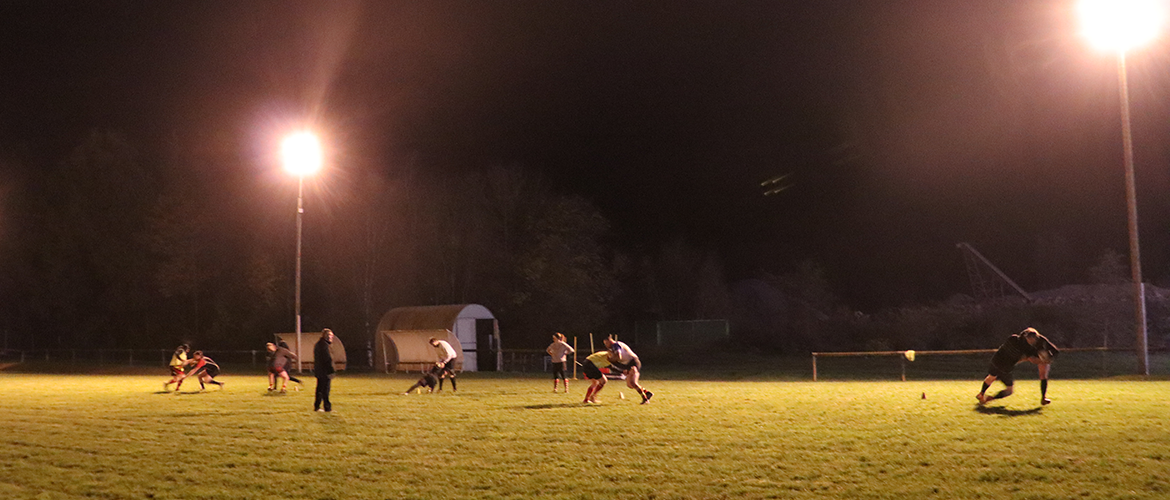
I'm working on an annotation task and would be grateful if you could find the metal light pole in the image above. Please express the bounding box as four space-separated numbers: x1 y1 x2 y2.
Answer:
1116 52 1150 376
295 174 305 373
282 131 323 374
1078 0 1163 376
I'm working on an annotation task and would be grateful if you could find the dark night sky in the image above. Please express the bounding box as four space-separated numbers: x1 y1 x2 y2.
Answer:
4 1 1170 309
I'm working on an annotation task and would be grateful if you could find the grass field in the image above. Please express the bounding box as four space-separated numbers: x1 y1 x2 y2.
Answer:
1 371 1168 500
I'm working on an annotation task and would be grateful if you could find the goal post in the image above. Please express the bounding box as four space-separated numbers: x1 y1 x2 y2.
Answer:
811 347 1115 381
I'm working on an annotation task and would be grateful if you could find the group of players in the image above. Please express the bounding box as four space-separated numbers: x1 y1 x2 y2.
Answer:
162 344 224 392
546 332 654 405
402 337 461 394
164 326 1053 408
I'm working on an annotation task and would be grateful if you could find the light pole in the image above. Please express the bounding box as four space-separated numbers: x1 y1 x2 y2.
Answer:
281 131 323 373
1078 0 1165 375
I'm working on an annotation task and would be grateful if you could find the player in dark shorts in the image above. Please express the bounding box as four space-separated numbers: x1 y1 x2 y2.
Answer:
604 335 653 404
976 328 1058 405
429 337 458 392
266 342 299 393
176 351 224 391
276 340 304 385
581 351 611 404
402 364 442 395
546 333 575 393
164 344 189 391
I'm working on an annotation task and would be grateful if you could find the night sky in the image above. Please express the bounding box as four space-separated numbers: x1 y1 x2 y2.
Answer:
4 1 1170 310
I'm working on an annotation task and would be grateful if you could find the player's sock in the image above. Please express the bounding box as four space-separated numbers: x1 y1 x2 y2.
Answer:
199 381 205 390
1040 379 1048 398
450 378 457 391
991 389 1010 400
438 378 445 391
980 382 990 394
211 380 223 386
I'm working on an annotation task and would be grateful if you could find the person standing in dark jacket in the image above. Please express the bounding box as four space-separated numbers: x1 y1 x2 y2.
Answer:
314 329 336 412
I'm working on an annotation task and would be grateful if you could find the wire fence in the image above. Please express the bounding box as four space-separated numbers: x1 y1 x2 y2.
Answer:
0 348 271 367
0 348 557 374
498 349 549 373
811 347 1170 381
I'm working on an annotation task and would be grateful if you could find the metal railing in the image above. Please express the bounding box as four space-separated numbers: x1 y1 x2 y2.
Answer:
498 349 549 373
0 348 270 366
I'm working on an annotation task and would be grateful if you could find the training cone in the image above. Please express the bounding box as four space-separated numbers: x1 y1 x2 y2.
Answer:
619 392 625 400
922 392 926 399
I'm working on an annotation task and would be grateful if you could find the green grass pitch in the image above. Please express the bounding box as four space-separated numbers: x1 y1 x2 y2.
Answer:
1 372 1168 499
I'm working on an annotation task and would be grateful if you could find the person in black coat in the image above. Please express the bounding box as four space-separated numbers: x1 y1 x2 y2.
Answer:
313 329 337 412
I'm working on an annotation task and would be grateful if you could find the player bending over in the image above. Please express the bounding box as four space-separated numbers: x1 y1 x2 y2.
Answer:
265 342 299 393
604 335 653 404
429 337 458 392
176 351 224 392
581 351 611 404
163 344 189 391
276 340 304 385
976 327 1058 405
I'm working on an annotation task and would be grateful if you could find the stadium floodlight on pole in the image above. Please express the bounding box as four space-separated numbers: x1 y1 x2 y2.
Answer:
1078 0 1165 375
281 130 323 374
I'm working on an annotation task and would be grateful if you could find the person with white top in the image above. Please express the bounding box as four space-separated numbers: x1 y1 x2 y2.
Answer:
603 335 653 404
429 337 458 392
546 332 575 393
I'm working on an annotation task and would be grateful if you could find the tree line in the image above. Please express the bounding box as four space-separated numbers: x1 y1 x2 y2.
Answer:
0 130 742 355
0 130 1149 359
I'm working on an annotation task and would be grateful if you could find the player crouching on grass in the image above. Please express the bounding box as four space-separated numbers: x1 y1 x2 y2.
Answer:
603 335 653 404
403 364 443 395
976 327 1059 406
163 344 189 391
581 351 611 404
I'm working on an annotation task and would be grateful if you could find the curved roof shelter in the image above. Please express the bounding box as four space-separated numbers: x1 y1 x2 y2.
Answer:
376 304 494 332
374 304 498 372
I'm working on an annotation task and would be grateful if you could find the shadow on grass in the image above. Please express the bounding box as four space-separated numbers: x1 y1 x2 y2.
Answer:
518 403 598 410
974 405 1043 417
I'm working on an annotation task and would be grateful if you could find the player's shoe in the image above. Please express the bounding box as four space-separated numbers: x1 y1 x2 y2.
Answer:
976 393 987 405
641 390 654 404
163 382 171 391
1041 398 1051 405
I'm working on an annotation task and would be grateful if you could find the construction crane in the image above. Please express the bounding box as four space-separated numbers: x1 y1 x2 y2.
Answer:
956 242 1033 302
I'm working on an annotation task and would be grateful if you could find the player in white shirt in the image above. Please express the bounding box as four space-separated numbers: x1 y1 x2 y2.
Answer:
603 335 653 404
429 337 458 392
546 332 575 393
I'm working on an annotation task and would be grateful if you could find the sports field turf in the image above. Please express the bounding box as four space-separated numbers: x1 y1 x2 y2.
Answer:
1 372 1168 499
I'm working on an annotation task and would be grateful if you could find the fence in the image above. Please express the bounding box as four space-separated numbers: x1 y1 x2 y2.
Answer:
811 347 1170 381
0 348 271 367
498 349 549 373
0 347 568 375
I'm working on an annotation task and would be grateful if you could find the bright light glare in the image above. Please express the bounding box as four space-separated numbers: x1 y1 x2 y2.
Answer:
1079 0 1167 52
281 131 323 176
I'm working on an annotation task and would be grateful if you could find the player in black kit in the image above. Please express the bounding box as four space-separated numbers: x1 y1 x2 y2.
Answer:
976 327 1059 405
